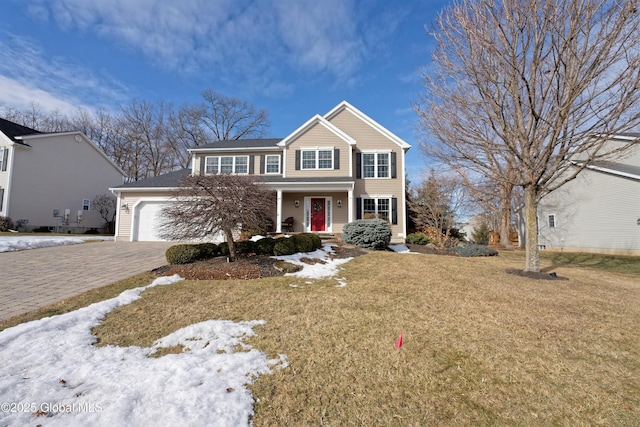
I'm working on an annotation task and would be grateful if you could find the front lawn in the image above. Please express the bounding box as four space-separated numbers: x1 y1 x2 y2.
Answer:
91 251 640 425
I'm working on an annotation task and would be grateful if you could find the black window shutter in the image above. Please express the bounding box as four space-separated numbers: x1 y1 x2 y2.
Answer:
391 197 398 225
260 155 265 174
0 188 4 211
391 152 397 179
356 152 362 179
249 155 255 174
356 197 362 219
334 148 340 170
199 156 205 175
1 148 8 172
295 150 301 170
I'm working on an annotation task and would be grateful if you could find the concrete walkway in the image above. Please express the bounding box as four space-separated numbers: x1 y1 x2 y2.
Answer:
0 241 174 321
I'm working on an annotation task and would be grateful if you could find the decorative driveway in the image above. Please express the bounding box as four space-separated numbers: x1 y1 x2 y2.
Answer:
0 241 174 321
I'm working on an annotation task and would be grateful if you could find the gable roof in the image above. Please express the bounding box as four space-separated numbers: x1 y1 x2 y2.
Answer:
278 114 355 147
571 159 640 181
0 118 41 146
323 101 411 150
112 169 191 190
188 138 281 153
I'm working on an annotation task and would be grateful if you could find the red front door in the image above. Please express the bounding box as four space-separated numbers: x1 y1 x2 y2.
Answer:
311 198 326 231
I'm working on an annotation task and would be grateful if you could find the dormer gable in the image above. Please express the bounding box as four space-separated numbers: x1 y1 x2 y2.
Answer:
278 114 355 147
324 101 411 150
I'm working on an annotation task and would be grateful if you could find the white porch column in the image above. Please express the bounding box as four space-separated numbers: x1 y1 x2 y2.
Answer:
347 189 354 223
276 189 283 233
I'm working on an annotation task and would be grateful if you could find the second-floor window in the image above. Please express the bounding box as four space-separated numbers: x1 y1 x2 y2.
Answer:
0 147 6 172
362 152 390 178
205 156 249 174
265 155 280 174
302 148 333 170
82 199 91 211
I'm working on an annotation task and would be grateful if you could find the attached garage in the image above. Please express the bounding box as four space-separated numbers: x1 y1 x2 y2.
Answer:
132 200 173 242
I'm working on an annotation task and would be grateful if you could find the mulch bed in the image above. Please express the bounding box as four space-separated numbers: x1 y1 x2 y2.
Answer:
505 268 568 281
154 243 368 281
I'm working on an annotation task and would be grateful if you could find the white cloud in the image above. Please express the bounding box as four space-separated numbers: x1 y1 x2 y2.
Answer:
0 34 129 115
29 0 402 90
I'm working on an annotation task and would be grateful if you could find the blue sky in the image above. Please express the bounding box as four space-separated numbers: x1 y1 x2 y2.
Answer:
0 0 447 182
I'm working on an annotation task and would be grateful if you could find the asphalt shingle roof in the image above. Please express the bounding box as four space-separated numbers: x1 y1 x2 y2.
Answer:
114 169 191 189
0 118 41 145
190 138 282 150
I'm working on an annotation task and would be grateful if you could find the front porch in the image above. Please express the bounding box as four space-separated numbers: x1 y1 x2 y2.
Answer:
270 178 355 235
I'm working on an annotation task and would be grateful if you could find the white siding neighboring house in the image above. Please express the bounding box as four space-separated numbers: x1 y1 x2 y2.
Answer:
0 118 126 233
111 101 411 243
525 134 640 255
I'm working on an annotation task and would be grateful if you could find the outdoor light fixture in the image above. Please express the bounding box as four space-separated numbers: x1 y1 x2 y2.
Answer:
294 200 300 208
121 203 129 211
337 200 342 207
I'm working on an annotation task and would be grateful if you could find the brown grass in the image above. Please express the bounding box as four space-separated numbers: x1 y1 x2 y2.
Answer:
89 252 640 426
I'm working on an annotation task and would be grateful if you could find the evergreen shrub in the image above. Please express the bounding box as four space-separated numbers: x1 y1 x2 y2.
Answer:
342 219 392 250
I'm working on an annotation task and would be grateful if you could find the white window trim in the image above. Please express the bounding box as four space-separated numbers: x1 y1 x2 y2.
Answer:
361 150 391 179
82 199 91 211
361 196 392 221
301 147 334 170
0 147 5 171
303 196 333 233
548 213 556 228
205 155 250 175
265 154 281 174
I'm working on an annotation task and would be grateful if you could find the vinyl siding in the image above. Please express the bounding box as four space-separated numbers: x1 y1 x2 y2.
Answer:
9 134 124 230
538 169 640 254
327 108 407 239
284 125 351 178
115 191 174 240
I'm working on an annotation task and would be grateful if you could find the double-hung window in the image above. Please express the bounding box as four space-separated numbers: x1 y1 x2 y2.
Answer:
265 155 280 174
362 152 390 178
301 148 333 170
82 199 91 211
205 156 249 174
363 198 390 222
548 214 556 228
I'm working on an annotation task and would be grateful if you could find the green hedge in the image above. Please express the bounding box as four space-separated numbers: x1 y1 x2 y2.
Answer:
452 244 498 257
406 232 433 245
166 243 219 264
273 237 297 256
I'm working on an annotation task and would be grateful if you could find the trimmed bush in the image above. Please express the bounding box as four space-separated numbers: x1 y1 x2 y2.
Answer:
166 244 203 265
254 237 276 255
406 232 432 246
0 216 14 232
452 244 498 257
342 219 392 250
292 233 322 253
273 237 297 256
218 242 230 256
195 243 219 259
235 240 256 255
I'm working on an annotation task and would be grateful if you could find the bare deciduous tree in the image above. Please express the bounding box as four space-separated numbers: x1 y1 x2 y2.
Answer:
409 172 471 248
199 89 271 141
92 194 117 234
416 0 640 271
159 174 275 261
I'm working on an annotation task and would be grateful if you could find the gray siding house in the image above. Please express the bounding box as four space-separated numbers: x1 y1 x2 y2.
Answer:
528 134 640 255
0 118 126 233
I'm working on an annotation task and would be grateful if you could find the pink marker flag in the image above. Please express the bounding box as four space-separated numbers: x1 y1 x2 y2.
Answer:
395 332 403 349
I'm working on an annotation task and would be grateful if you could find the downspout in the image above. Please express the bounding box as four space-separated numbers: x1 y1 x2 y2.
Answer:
4 145 15 218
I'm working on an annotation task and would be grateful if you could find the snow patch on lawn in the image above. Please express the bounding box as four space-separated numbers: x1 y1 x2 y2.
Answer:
272 243 352 279
0 274 287 426
0 235 114 252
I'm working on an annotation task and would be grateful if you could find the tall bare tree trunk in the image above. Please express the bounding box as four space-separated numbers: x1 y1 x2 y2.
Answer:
223 227 237 262
499 183 513 248
523 185 540 272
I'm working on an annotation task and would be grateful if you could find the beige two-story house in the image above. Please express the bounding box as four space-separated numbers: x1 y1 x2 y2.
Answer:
0 118 126 233
111 101 410 243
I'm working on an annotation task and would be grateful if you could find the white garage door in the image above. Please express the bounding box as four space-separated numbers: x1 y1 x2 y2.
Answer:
134 201 172 241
